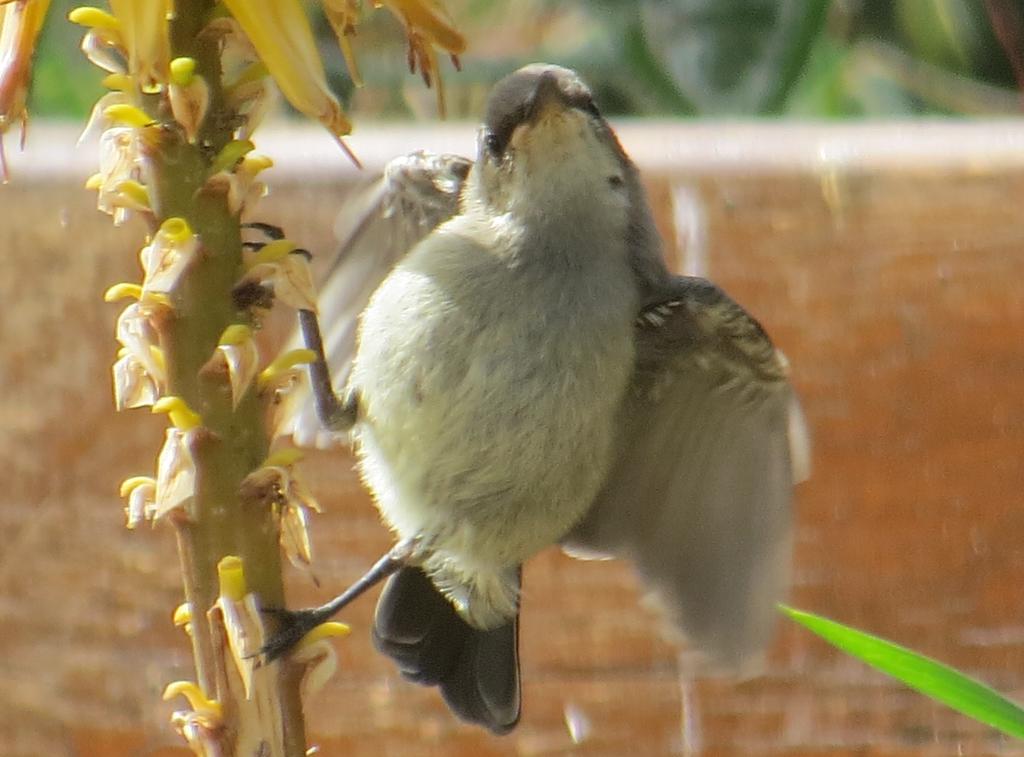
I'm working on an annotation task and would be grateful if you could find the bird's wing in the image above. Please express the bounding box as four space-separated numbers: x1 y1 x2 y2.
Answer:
563 276 811 669
282 151 472 448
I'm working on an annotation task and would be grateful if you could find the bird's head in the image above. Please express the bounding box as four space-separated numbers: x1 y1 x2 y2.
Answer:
466 64 635 225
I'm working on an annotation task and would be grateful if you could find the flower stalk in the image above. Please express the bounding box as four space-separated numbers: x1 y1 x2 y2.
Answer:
59 0 467 752
82 0 308 752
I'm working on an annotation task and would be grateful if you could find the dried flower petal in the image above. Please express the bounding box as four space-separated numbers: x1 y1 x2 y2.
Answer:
259 253 317 310
78 25 126 74
92 126 142 224
214 561 266 697
232 153 272 213
140 217 198 295
240 451 321 568
240 240 318 311
215 324 260 409
78 90 126 144
280 495 315 568
114 301 166 385
378 0 465 54
169 710 224 757
113 346 160 410
168 57 209 142
151 426 198 520
107 280 170 411
378 0 465 118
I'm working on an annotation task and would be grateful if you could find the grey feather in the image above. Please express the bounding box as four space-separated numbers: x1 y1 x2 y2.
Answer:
284 151 471 448
564 276 809 669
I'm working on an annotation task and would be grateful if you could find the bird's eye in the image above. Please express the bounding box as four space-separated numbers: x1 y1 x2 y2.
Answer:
484 132 503 158
608 175 624 188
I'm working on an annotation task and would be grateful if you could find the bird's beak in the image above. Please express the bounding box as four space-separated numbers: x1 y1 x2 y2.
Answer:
525 71 567 124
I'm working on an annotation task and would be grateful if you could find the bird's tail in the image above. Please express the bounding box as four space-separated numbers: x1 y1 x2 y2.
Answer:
372 566 521 734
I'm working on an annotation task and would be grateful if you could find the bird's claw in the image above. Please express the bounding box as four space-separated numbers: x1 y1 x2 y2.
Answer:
259 606 328 662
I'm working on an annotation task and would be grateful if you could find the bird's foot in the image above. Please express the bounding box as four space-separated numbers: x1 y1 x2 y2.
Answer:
259 605 334 663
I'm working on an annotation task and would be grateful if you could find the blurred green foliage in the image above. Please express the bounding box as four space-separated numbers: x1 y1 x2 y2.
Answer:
29 0 1024 120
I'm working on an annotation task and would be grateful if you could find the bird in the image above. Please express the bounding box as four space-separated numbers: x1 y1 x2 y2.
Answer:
268 62 811 735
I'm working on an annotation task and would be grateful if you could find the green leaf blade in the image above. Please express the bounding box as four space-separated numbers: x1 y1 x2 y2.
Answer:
781 605 1024 740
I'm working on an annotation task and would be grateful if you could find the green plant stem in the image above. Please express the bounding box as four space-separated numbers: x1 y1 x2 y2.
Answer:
141 2 307 753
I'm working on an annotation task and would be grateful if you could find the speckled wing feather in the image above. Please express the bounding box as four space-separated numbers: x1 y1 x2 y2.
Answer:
282 151 472 448
564 275 811 669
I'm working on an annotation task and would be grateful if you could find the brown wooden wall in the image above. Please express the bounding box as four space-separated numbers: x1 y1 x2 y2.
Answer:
3 125 1024 756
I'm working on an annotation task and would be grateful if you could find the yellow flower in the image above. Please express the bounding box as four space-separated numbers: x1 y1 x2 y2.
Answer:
172 602 193 637
168 56 209 143
154 430 198 521
153 395 202 431
200 141 271 215
213 324 260 409
147 397 203 522
209 138 255 175
221 0 351 140
258 348 315 391
0 0 52 181
232 152 273 213
150 426 198 521
120 475 156 528
164 680 222 721
139 217 199 295
107 0 171 93
258 348 318 441
68 6 125 75
291 620 350 699
213 556 264 697
164 680 223 754
105 279 171 411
